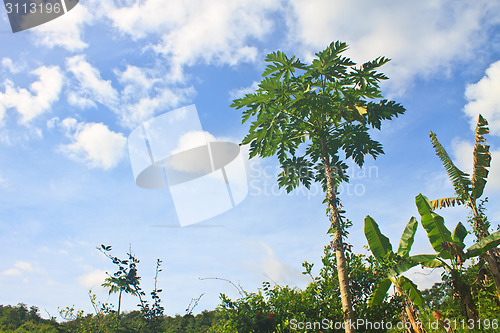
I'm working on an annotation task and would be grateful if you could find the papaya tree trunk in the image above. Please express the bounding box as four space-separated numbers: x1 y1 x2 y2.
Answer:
322 151 356 333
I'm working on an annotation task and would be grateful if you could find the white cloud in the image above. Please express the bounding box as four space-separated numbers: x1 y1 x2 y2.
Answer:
117 65 160 96
1 58 24 73
464 60 500 135
1 261 35 278
59 120 127 170
166 131 218 174
245 242 309 285
66 55 119 109
107 0 282 81
61 117 78 132
0 66 63 124
286 0 500 94
14 261 34 272
46 117 59 129
0 175 7 188
173 131 216 154
31 2 93 51
77 269 107 289
114 64 196 128
229 81 260 101
121 86 195 129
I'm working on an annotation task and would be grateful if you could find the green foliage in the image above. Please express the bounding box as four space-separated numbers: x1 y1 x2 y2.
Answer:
421 261 500 333
232 40 405 192
416 194 455 259
395 276 424 308
210 245 402 332
363 216 427 309
429 132 472 203
428 115 494 240
416 194 500 264
98 244 164 326
364 215 392 260
452 222 468 249
472 114 491 199
232 40 405 329
59 307 216 332
0 299 215 333
414 193 500 324
0 304 60 332
466 232 500 258
397 217 418 257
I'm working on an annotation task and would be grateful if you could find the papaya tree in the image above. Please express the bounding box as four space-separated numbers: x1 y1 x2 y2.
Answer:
429 114 500 299
415 194 500 325
231 41 405 332
364 215 436 333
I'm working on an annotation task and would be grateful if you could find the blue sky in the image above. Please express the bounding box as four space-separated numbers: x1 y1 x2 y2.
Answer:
1 0 500 319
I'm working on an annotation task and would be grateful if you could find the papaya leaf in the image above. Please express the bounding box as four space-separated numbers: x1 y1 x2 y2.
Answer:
364 215 393 260
397 217 418 257
415 194 453 259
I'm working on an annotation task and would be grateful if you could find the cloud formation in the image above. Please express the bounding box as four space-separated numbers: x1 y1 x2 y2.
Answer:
107 0 282 81
1 261 35 279
31 2 93 51
0 66 63 124
59 119 127 169
77 269 107 289
451 138 500 191
464 60 500 136
66 55 119 109
286 0 500 93
1 58 25 74
246 242 309 285
115 64 196 128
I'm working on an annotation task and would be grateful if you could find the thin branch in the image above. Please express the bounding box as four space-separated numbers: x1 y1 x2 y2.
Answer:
263 274 282 288
186 293 205 315
199 277 247 297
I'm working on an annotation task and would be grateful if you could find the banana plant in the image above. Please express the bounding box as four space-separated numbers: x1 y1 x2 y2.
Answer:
415 193 500 323
429 114 500 299
364 215 435 333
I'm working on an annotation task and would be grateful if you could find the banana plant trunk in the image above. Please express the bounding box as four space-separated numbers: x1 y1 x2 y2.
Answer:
323 156 356 333
394 283 426 333
485 251 500 302
472 206 500 300
451 271 478 325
